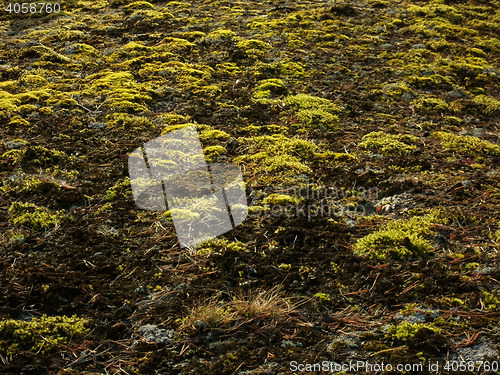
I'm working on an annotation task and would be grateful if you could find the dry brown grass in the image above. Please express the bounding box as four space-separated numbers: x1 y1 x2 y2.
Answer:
230 286 306 320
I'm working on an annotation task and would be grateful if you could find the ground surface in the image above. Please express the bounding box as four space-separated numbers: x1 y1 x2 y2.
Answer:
1 0 500 374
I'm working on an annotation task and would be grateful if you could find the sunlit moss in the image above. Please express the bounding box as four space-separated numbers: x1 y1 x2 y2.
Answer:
387 321 441 341
284 93 341 130
359 131 419 156
434 131 500 156
252 79 286 104
0 315 88 356
353 211 445 260
203 145 226 161
473 95 500 115
8 115 30 127
84 71 151 113
8 202 64 231
125 1 154 10
104 177 132 202
262 194 301 206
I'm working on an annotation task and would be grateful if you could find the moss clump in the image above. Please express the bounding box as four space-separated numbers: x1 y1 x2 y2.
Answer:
353 211 445 260
0 90 21 116
125 1 154 9
481 290 500 311
434 131 500 156
161 122 231 142
252 79 287 104
412 97 449 112
387 321 441 342
104 177 132 202
284 94 341 130
359 131 419 156
473 94 500 115
205 29 237 42
8 115 30 127
234 134 322 182
106 113 152 132
84 71 151 113
203 145 226 161
262 194 301 206
314 293 331 303
21 146 66 167
0 315 88 356
237 39 270 53
196 238 247 256
8 202 64 231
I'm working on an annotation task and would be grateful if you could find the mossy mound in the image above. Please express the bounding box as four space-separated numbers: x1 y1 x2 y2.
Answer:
359 131 419 156
434 131 500 156
0 315 88 356
353 211 446 260
8 201 64 231
284 93 342 130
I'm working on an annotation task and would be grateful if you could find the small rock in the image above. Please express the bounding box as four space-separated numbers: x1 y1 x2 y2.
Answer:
411 43 426 49
471 127 484 138
4 140 27 149
89 122 106 129
136 324 174 344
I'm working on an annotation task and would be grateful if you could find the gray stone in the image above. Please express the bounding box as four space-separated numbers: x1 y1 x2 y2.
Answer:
136 324 174 344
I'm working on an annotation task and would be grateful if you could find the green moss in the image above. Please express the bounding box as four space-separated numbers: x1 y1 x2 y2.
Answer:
353 211 445 260
206 29 237 41
163 208 200 222
0 315 88 356
203 145 226 161
262 194 301 206
104 177 132 202
481 290 500 311
158 113 191 125
113 42 153 58
252 79 286 104
196 238 247 255
387 321 441 341
235 134 329 183
84 71 151 113
412 96 449 113
434 131 500 156
198 128 231 142
284 93 341 130
0 90 21 115
125 1 154 9
21 146 66 167
8 115 30 127
8 202 64 231
106 113 152 132
473 95 500 115
359 131 419 156
237 39 270 52
314 293 331 303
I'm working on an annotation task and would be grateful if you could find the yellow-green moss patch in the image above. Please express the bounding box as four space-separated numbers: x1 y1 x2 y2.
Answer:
0 315 88 356
359 131 419 156
353 211 445 260
434 131 500 156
